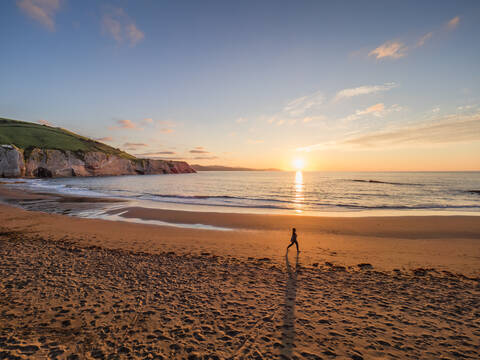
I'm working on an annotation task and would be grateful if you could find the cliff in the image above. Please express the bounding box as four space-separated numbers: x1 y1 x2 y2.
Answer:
0 118 195 178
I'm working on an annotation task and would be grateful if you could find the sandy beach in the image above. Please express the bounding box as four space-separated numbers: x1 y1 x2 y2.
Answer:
1 187 480 359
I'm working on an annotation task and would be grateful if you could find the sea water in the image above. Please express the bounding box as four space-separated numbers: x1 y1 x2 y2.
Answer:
6 171 480 216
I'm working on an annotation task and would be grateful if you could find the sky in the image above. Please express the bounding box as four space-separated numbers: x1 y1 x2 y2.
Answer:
1 0 480 171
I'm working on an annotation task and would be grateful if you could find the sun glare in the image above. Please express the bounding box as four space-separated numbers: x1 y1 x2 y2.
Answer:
293 158 305 171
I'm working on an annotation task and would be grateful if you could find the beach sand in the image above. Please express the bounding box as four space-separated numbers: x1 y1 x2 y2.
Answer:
0 187 479 359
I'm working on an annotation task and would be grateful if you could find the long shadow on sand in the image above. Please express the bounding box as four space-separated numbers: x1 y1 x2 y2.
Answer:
280 252 299 358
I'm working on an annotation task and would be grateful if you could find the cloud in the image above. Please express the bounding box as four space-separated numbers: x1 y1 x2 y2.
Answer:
298 112 480 152
189 149 209 154
193 156 218 160
96 136 113 142
369 41 408 60
303 115 327 124
416 32 433 47
102 7 144 46
283 91 324 116
343 115 480 148
108 119 144 131
135 151 176 157
457 104 477 111
126 23 144 45
116 119 137 129
123 142 147 150
367 15 460 61
447 16 460 30
341 103 402 123
17 0 61 31
236 117 248 124
37 119 52 126
143 118 153 124
334 82 397 101
159 128 174 134
156 120 176 127
358 103 385 116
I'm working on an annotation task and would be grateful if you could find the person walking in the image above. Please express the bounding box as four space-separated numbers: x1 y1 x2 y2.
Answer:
287 228 299 253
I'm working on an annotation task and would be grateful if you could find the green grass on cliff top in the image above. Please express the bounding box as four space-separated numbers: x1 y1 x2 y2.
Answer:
0 118 136 160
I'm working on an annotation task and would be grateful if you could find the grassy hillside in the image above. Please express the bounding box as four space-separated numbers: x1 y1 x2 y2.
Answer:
0 118 136 160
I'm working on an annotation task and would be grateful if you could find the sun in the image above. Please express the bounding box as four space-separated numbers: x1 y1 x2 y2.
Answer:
293 158 305 171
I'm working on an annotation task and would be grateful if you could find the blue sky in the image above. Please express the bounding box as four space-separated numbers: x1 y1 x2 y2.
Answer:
1 0 480 170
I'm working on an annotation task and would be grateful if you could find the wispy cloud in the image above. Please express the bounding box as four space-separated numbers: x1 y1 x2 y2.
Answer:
17 0 61 31
334 83 397 102
369 15 460 60
416 32 434 48
135 151 176 157
37 119 52 126
110 119 138 130
303 115 327 124
457 104 477 111
343 114 480 148
96 136 113 142
156 120 176 127
193 156 218 160
123 142 147 150
102 7 144 46
357 103 385 116
189 149 209 154
142 118 153 124
447 16 460 30
236 117 248 124
297 112 480 152
283 91 324 116
159 128 174 134
369 41 408 60
340 103 402 122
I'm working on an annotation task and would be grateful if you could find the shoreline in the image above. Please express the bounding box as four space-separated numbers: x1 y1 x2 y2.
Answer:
2 175 480 218
1 184 479 276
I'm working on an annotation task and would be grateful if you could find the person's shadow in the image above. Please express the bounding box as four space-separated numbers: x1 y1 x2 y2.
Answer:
280 252 299 357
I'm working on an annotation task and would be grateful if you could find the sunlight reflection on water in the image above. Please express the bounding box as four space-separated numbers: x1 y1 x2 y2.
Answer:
294 171 304 213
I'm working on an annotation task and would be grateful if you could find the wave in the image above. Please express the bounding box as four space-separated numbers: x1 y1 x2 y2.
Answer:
141 193 291 204
136 193 480 212
348 179 423 186
334 203 480 210
139 196 294 210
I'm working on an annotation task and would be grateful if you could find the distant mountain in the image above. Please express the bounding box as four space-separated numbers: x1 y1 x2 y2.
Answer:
191 164 281 172
0 118 195 178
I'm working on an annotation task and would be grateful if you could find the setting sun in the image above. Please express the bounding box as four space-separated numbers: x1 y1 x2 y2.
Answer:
293 158 305 170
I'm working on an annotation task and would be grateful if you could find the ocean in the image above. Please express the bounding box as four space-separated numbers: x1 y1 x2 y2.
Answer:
5 171 480 216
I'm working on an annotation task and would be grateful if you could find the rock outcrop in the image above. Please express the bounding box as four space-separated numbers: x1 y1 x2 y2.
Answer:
0 146 195 178
0 145 26 177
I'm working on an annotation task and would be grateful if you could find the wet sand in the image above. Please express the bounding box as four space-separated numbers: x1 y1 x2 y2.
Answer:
1 186 480 359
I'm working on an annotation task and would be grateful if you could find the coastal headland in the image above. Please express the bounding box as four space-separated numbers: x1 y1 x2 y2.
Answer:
0 185 479 359
0 118 196 178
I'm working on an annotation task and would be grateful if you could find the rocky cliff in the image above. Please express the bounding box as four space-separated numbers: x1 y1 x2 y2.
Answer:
0 145 195 178
0 145 26 177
